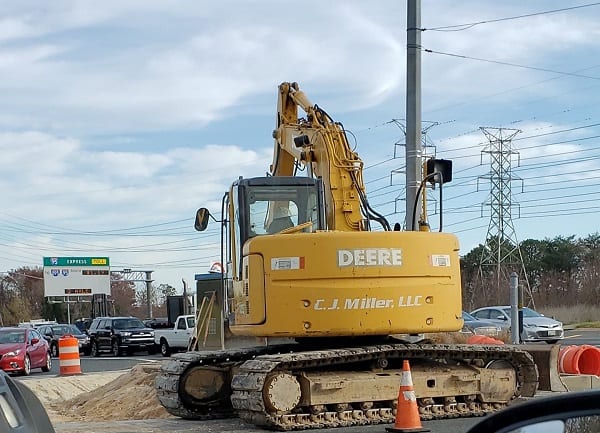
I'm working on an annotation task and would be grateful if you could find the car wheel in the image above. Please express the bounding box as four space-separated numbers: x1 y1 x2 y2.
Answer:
91 340 101 357
82 347 91 356
21 355 31 376
41 352 52 372
111 339 121 357
51 342 59 358
546 339 559 344
160 340 170 357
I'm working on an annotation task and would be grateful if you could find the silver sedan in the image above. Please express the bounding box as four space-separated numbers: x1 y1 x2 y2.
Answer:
470 306 563 344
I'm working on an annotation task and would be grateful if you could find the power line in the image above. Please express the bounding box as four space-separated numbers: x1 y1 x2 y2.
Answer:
427 65 600 119
424 48 600 81
424 3 600 32
440 121 600 158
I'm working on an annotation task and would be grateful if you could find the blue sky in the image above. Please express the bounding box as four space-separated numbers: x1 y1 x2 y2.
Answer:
1 1 599 293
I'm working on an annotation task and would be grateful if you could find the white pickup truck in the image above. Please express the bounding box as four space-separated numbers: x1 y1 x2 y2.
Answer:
153 314 195 356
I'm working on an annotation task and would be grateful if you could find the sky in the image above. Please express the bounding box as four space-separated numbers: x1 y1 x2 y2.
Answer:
1 1 599 295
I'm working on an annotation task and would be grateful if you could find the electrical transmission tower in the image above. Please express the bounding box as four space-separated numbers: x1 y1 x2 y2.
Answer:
477 127 534 307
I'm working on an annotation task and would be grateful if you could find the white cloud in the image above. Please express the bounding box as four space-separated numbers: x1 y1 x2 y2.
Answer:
0 1 412 133
0 131 79 174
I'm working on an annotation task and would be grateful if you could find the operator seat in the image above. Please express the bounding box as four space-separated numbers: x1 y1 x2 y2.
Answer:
267 216 294 234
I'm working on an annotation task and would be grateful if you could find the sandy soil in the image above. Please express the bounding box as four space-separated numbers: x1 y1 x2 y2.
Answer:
20 363 174 423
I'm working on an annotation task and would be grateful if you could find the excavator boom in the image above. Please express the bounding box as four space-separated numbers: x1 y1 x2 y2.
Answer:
272 81 369 231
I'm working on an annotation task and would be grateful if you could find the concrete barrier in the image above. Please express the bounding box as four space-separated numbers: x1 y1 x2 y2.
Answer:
522 344 600 392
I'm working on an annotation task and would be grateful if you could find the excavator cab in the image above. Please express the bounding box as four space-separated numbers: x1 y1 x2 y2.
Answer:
231 176 325 246
195 175 326 335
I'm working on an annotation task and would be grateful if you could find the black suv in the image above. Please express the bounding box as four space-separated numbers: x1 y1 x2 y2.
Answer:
88 316 156 356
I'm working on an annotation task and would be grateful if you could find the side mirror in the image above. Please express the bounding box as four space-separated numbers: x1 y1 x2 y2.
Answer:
0 370 57 432
195 208 210 231
496 315 507 321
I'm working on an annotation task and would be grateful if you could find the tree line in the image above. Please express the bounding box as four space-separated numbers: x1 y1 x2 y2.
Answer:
461 233 600 311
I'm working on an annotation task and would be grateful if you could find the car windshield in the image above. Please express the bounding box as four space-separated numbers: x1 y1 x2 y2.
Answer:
51 325 81 336
501 307 541 318
113 318 145 329
0 330 26 344
522 307 542 318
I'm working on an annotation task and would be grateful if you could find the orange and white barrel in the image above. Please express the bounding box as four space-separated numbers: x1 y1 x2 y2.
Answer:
58 334 82 375
558 345 600 376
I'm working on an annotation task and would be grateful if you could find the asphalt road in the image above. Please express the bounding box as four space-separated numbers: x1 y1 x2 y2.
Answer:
30 328 600 433
54 417 485 433
561 327 600 346
32 352 165 376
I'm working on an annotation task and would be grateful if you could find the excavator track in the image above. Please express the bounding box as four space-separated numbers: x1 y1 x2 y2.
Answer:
230 343 538 431
156 343 537 430
155 345 297 419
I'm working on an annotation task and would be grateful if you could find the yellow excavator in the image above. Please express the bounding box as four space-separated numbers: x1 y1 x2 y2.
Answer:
155 82 538 430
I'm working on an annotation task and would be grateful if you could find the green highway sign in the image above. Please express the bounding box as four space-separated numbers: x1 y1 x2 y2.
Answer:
43 257 110 267
43 256 111 297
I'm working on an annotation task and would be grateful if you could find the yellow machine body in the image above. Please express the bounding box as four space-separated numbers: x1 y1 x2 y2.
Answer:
230 230 462 336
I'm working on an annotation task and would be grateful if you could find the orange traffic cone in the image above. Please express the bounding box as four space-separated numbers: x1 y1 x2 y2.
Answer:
386 360 430 433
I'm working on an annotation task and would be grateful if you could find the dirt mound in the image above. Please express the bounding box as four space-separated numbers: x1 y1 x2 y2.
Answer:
22 363 174 423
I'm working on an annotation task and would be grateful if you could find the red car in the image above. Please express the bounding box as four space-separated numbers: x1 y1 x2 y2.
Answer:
0 327 52 375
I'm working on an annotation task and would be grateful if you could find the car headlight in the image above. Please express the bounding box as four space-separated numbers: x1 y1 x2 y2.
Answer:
473 326 499 336
5 350 22 357
150 331 155 337
523 323 534 328
121 332 132 337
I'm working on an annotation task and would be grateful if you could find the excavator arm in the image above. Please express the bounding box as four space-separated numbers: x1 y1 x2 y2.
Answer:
271 82 388 231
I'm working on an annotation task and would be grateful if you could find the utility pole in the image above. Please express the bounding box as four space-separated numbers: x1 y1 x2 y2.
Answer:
405 0 423 231
145 271 153 319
